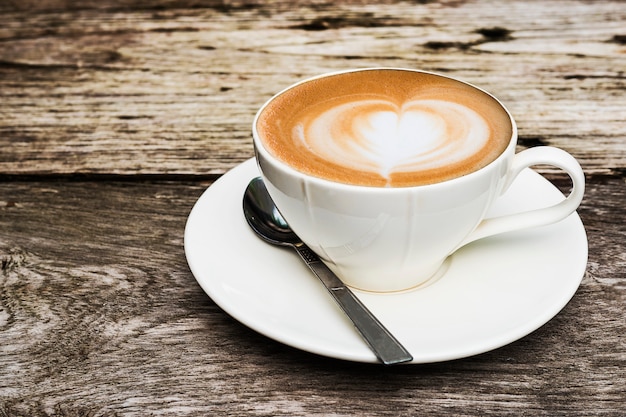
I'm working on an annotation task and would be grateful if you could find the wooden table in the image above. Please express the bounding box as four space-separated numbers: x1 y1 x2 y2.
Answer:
1 1 624 415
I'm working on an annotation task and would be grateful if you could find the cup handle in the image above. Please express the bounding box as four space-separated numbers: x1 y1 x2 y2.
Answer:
459 146 585 248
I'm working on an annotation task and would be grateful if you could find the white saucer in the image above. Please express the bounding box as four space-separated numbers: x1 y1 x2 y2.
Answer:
184 158 587 364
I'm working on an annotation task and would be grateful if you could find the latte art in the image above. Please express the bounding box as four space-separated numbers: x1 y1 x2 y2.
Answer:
295 99 490 184
256 69 512 187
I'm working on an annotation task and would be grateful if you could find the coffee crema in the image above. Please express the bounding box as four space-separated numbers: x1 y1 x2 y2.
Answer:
256 69 513 187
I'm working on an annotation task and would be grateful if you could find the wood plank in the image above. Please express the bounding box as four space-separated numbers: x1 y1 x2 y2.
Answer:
0 176 624 415
1 0 625 176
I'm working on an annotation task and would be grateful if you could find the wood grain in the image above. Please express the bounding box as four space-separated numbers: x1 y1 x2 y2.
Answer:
0 176 624 416
0 0 624 176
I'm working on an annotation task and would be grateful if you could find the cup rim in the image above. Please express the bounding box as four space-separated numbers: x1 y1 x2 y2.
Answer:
252 67 518 192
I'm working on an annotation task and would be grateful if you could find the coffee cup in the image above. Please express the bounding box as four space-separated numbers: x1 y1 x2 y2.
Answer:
252 68 585 293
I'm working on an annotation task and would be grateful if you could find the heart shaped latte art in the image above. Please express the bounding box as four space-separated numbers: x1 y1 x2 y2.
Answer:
294 99 491 182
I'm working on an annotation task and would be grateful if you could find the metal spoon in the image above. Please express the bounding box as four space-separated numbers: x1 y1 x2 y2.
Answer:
243 177 413 365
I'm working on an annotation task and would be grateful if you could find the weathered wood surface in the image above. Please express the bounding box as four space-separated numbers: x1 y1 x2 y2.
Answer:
0 177 624 416
0 0 624 176
0 1 625 416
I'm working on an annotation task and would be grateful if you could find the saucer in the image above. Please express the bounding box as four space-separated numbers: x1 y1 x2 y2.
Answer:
184 158 587 364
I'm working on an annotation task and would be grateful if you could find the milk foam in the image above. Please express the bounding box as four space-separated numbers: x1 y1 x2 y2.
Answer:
256 69 512 187
294 99 490 184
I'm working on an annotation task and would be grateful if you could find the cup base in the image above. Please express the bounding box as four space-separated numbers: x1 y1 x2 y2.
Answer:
350 257 451 295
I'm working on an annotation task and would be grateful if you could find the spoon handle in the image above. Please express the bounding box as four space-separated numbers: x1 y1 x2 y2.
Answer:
294 244 413 365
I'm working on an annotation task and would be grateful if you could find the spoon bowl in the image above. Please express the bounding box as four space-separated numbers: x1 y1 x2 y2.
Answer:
243 177 300 247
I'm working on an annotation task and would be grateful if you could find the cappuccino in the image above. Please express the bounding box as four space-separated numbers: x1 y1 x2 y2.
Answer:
256 69 512 187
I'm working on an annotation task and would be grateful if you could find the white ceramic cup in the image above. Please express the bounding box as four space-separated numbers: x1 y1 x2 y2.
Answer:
253 68 585 293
